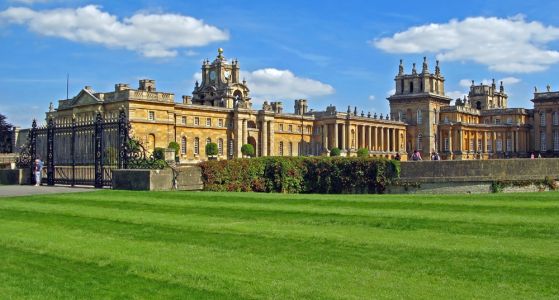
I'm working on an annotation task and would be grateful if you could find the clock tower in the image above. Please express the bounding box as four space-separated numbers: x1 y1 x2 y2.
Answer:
192 48 251 109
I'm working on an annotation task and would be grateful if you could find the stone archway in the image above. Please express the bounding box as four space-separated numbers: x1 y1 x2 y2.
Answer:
247 136 257 157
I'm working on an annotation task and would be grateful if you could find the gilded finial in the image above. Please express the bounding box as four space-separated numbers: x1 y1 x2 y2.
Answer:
217 48 224 59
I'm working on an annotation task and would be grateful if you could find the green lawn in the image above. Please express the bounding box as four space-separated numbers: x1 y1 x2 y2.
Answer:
0 191 558 299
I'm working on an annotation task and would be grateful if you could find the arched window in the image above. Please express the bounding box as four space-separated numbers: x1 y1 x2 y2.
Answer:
194 137 200 155
417 110 423 125
218 138 224 156
279 142 284 156
417 133 423 150
181 136 187 155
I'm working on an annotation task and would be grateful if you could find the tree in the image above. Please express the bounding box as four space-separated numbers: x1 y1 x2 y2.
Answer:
357 148 369 158
330 147 341 157
153 147 165 160
205 142 218 157
168 141 180 161
0 113 13 153
241 144 254 157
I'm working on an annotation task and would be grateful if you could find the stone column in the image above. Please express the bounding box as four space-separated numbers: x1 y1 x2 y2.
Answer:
359 125 365 148
345 122 350 151
323 124 329 150
492 132 497 154
448 128 453 154
333 123 338 149
515 130 519 153
269 121 275 156
261 120 268 156
391 128 396 153
458 129 463 152
380 127 385 152
242 119 248 145
375 127 379 151
368 126 372 150
236 119 243 157
340 123 346 150
474 131 478 153
482 132 487 153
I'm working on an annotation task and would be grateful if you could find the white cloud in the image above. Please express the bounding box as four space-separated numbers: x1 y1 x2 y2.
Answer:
446 90 466 100
9 0 51 4
373 16 559 73
368 95 376 100
0 5 229 58
242 68 334 101
460 77 521 88
386 89 395 97
191 68 334 102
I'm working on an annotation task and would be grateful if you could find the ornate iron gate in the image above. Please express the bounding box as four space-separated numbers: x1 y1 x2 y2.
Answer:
19 109 129 188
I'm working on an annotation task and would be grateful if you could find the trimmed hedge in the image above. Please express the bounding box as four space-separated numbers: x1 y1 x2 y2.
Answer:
200 157 400 194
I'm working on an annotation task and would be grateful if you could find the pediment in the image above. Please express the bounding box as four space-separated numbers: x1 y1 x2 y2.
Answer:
71 89 102 106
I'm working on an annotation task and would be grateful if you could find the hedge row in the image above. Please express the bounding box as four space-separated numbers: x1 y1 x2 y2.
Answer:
199 157 400 194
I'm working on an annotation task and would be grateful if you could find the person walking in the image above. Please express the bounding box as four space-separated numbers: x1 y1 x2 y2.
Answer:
412 150 422 161
34 158 43 186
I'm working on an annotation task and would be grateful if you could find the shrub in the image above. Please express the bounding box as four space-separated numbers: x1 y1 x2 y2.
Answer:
357 148 369 158
168 142 180 157
241 144 255 157
330 147 341 157
200 156 400 194
153 147 165 160
205 142 218 157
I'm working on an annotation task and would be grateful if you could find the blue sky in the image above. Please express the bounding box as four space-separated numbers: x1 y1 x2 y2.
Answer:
2 0 559 126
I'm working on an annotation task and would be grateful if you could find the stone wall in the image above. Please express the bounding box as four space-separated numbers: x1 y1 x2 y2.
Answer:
394 158 559 194
399 158 559 182
112 169 173 191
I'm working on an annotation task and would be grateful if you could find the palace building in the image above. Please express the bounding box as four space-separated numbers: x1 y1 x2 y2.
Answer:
46 49 407 162
41 49 559 161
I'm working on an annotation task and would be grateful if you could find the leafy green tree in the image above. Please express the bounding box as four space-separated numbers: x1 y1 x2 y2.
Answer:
205 142 218 157
0 113 13 153
241 144 255 157
153 147 165 160
357 148 369 158
330 147 341 157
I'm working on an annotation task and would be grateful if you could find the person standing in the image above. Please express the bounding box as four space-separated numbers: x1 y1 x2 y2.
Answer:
34 158 43 186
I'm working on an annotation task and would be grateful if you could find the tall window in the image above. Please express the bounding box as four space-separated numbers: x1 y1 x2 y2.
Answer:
181 137 187 155
417 133 423 150
469 139 474 152
496 139 503 152
478 139 482 152
553 112 559 126
554 130 559 151
217 138 224 155
194 117 200 126
218 119 224 127
487 140 493 152
228 139 234 157
540 131 547 151
279 142 284 156
289 142 293 156
541 112 546 126
206 118 211 127
148 111 155 121
194 137 199 155
444 138 449 151
506 139 512 152
279 124 284 131
181 116 186 124
288 125 293 132
417 110 423 125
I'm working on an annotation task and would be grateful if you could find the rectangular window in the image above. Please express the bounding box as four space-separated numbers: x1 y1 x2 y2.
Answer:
194 138 199 155
506 117 512 124
279 142 284 156
444 138 449 151
444 116 449 124
487 140 493 152
553 112 559 126
206 118 211 127
288 125 293 132
218 119 224 127
218 139 223 155
495 118 501 125
181 116 186 124
541 132 547 151
417 134 423 150
279 124 284 131
554 130 559 151
181 137 187 155
297 125 301 133
469 139 474 151
541 112 546 127
228 139 234 157
194 117 200 126
506 139 512 152
477 139 482 152
148 111 155 121
496 139 503 152
417 110 423 125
